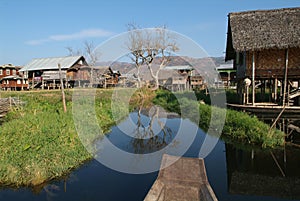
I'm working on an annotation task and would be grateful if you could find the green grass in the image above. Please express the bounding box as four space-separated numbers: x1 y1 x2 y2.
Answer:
0 87 285 187
153 89 285 148
0 89 116 187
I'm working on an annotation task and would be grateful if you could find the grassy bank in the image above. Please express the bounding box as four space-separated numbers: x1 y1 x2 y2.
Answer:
0 89 115 187
153 89 285 148
0 87 285 187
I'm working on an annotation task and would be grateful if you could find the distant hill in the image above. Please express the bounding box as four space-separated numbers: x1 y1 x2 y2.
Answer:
96 56 232 74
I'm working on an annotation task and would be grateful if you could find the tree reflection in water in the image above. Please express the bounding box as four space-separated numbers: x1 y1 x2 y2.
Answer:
131 105 179 154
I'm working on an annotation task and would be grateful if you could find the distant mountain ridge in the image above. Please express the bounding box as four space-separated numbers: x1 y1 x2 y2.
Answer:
96 56 232 74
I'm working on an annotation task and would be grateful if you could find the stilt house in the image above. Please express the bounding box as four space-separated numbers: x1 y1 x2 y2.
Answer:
19 56 88 89
225 7 300 106
0 64 28 90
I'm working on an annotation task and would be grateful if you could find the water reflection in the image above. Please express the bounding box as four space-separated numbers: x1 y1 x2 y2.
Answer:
96 106 199 174
226 144 300 200
1 111 300 201
131 106 179 154
257 114 300 145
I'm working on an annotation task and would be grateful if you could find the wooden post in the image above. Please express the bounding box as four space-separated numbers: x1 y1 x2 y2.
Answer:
32 72 35 89
252 52 255 105
90 67 93 87
42 77 44 90
287 83 291 106
246 85 249 104
283 49 289 106
21 77 24 91
280 79 283 98
58 63 67 113
274 78 278 103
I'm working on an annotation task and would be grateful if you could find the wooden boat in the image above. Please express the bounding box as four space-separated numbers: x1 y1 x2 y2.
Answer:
144 154 218 201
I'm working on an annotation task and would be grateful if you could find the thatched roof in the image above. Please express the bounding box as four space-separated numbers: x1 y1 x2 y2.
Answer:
226 7 300 60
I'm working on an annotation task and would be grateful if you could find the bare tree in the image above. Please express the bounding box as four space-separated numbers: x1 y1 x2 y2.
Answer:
83 41 99 87
126 24 179 90
126 24 145 88
65 46 82 56
83 41 98 66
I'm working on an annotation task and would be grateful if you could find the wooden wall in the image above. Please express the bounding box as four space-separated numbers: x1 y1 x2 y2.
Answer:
245 47 300 79
1 80 28 90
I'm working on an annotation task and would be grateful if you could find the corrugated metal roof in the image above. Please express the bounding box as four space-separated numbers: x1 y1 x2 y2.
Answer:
216 64 234 70
20 56 84 72
164 65 193 70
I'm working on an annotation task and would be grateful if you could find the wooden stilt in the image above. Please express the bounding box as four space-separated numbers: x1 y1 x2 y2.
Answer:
58 63 67 113
252 52 255 105
274 78 278 103
42 78 44 90
283 49 289 106
32 72 35 89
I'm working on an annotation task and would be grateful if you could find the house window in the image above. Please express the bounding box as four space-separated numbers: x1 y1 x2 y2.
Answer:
6 69 10 75
12 69 16 75
0 69 2 75
17 80 21 84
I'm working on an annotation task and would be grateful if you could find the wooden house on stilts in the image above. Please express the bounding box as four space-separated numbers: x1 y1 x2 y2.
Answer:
20 56 88 89
225 7 300 110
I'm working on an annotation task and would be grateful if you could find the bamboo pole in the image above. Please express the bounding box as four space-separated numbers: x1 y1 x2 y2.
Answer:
270 151 286 177
283 49 289 106
58 63 67 113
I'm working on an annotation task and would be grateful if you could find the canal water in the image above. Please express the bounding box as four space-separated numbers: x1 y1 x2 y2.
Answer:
0 110 300 201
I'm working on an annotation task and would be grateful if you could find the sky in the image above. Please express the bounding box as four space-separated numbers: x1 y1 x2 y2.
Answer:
0 0 299 66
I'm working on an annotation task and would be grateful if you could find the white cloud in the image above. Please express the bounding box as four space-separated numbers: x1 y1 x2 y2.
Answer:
25 29 114 45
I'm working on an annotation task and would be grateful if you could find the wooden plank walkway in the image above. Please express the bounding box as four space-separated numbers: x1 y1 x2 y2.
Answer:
227 103 300 115
144 154 218 201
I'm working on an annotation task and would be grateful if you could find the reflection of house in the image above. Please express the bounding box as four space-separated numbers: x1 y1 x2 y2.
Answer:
226 144 300 200
20 56 88 89
225 7 300 105
0 64 28 90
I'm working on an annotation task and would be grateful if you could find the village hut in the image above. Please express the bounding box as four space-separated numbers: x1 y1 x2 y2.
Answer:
19 56 88 89
215 64 236 88
225 7 300 106
0 64 28 90
77 66 120 88
139 65 192 91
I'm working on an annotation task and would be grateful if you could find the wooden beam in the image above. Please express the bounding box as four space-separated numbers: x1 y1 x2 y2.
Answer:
252 52 255 105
